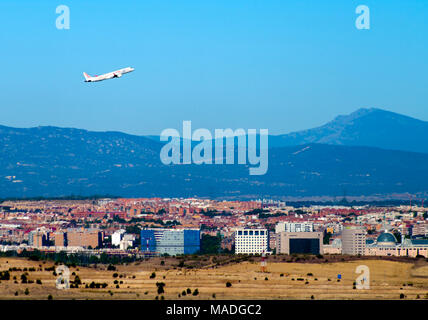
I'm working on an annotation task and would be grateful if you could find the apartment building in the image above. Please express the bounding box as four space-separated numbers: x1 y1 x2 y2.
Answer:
54 228 103 248
342 227 366 255
28 228 50 247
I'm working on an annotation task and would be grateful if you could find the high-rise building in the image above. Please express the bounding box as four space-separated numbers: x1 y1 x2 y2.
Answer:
140 228 200 256
342 227 366 255
276 232 323 255
235 228 268 254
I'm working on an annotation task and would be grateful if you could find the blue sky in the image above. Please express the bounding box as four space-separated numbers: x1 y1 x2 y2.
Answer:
0 0 427 135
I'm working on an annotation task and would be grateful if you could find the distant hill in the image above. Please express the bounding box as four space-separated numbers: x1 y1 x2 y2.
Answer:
269 108 428 153
0 124 427 198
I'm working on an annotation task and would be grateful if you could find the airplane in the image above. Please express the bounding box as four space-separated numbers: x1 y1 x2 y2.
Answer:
83 67 134 82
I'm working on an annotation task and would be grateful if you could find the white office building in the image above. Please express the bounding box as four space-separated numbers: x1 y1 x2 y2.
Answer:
275 222 313 233
120 234 136 250
235 228 268 254
112 229 126 246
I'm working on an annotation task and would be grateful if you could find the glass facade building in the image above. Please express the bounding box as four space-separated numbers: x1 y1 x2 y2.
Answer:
141 228 200 256
289 238 320 255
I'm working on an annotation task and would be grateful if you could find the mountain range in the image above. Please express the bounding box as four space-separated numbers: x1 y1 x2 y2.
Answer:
0 108 427 199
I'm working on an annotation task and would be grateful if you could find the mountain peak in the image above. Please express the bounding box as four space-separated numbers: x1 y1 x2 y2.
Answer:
272 108 428 153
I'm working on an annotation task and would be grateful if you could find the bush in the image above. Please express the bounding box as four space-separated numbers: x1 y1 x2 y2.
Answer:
24 288 29 295
150 272 156 279
186 288 191 294
112 273 118 278
226 282 232 288
192 289 199 296
307 273 313 276
36 279 42 285
0 271 10 281
400 293 405 299
107 265 116 271
48 294 53 300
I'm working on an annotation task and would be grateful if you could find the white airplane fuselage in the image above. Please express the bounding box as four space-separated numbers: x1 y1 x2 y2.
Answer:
83 67 134 82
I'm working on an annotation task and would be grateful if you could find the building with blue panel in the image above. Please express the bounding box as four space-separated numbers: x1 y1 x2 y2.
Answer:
141 228 200 256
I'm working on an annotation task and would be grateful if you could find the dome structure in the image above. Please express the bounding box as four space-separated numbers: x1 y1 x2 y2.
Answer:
376 232 397 246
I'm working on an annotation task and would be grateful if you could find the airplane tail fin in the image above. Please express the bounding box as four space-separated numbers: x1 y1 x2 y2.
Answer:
83 72 91 81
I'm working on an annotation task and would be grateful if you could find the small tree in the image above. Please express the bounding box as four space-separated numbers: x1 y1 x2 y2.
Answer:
156 282 165 295
226 282 232 288
20 274 28 284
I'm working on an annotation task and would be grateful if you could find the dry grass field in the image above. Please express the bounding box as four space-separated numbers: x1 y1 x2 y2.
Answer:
0 257 427 300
